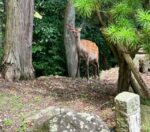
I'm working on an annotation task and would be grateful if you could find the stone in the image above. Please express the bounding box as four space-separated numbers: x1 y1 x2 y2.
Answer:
115 92 140 132
25 107 110 132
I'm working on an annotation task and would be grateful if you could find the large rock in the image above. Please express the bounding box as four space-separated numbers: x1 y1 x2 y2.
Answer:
25 107 110 132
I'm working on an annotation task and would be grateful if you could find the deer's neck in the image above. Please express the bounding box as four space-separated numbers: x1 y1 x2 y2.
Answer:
76 36 81 50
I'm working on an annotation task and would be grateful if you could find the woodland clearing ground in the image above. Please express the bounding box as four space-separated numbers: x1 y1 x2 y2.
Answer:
0 68 150 131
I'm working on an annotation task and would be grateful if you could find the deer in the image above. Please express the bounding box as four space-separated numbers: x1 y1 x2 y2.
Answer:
67 25 99 80
139 59 145 73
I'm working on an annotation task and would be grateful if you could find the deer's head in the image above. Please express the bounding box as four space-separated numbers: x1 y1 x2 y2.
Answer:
67 25 82 38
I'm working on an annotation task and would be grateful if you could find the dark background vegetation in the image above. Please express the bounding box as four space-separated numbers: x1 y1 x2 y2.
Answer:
0 0 116 77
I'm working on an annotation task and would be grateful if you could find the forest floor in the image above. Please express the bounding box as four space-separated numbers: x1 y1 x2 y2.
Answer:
0 67 150 132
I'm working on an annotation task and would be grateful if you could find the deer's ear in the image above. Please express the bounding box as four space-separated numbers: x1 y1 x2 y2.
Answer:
78 28 82 31
77 28 82 32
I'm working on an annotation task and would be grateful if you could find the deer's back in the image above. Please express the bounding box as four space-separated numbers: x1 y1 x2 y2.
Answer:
79 39 99 60
80 39 99 54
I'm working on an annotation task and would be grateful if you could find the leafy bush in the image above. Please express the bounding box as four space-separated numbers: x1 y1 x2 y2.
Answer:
33 0 67 76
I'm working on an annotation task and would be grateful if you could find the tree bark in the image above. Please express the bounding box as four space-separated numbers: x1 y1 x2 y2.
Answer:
104 41 131 92
64 0 78 77
130 74 146 98
118 58 131 92
2 0 34 81
0 0 5 48
96 10 106 27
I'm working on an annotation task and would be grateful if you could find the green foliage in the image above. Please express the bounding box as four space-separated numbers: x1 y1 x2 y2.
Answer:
105 1 143 48
136 9 150 54
141 105 150 132
105 24 140 47
0 93 23 111
0 0 4 20
137 10 150 31
74 0 100 17
141 98 150 106
3 118 13 126
110 3 133 19
17 118 28 132
125 0 142 9
74 0 150 56
33 0 67 76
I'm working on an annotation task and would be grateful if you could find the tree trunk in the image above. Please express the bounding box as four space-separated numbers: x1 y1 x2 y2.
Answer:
2 0 34 81
99 9 150 98
130 74 146 98
117 45 150 97
105 41 149 97
118 58 131 92
64 0 78 77
0 0 4 48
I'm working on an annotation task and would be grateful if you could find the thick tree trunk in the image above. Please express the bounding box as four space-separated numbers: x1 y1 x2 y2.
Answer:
118 59 131 92
104 41 131 92
64 0 78 77
2 0 34 81
0 0 4 48
108 43 131 92
117 45 150 97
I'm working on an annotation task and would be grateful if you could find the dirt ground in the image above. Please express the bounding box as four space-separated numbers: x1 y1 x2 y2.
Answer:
0 67 150 132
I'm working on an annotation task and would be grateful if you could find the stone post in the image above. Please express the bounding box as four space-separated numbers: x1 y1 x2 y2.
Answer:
115 92 140 132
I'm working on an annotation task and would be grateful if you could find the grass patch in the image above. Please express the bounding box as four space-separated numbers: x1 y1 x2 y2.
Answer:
141 98 150 131
142 122 150 132
141 105 150 132
3 118 13 126
17 118 28 132
0 92 23 111
141 98 150 106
